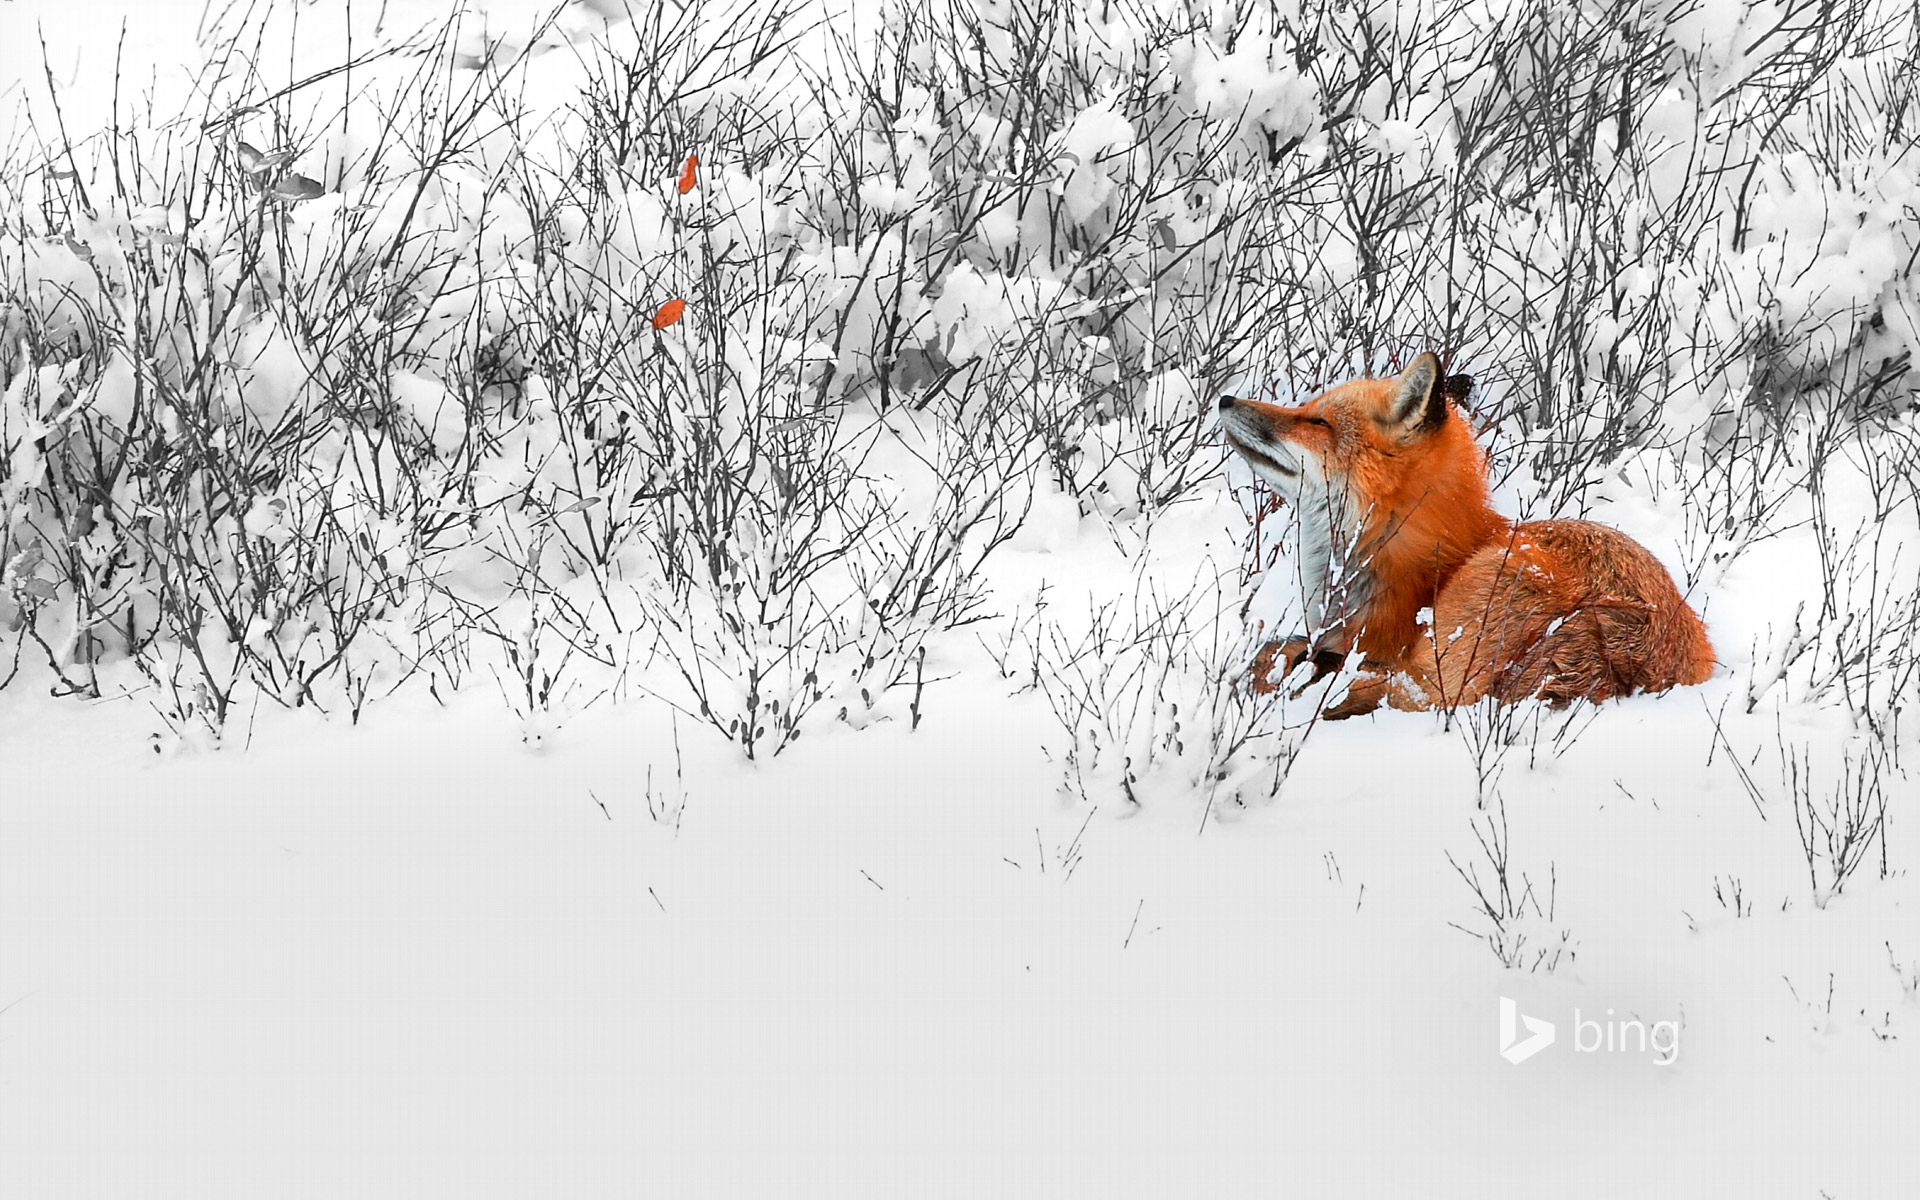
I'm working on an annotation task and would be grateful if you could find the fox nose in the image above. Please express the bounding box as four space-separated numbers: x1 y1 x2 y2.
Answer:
1218 394 1238 410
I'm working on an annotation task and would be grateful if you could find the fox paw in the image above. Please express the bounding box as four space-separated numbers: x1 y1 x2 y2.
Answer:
1321 673 1388 720
1249 635 1310 694
1250 636 1352 698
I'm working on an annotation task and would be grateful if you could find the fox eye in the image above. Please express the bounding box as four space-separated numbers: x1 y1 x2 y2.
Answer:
1301 415 1331 428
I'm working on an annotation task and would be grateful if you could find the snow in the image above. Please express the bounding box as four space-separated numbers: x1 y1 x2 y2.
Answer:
2 0 1918 1195
1184 42 1320 149
1052 89 1137 224
4 466 1916 1195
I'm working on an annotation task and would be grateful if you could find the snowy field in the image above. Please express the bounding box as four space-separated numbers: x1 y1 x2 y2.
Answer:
3 0 1918 1196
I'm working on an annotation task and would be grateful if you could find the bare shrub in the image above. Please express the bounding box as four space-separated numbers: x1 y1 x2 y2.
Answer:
1782 738 1894 909
1033 556 1309 818
1446 791 1578 974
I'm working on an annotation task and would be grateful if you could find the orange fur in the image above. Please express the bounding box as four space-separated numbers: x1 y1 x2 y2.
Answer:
1219 354 1714 718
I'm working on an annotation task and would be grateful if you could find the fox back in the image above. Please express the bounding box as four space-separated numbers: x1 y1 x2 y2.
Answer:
1218 353 1713 715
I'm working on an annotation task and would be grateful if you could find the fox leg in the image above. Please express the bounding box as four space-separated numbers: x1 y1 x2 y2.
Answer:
1423 543 1593 707
1421 600 1519 709
1248 636 1308 695
1250 634 1346 695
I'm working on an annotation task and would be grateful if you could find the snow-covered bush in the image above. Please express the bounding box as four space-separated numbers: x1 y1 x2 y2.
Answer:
2 0 1918 769
1032 559 1308 814
782 0 1340 515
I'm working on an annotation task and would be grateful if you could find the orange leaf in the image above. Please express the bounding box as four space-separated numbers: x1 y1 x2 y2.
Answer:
677 154 698 195
652 298 687 330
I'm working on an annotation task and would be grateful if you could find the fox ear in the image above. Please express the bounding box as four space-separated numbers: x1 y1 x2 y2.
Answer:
1387 351 1447 436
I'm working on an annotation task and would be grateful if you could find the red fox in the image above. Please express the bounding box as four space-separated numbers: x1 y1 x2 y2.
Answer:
1218 352 1714 719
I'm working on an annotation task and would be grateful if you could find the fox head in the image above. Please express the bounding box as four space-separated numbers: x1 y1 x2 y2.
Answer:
1217 353 1491 634
1216 352 1472 504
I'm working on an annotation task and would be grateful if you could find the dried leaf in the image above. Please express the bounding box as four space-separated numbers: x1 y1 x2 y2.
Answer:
678 154 698 195
234 140 270 176
270 173 325 202
651 298 687 330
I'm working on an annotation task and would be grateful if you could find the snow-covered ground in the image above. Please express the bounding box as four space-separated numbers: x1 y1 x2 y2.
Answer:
3 0 1917 1196
5 478 1915 1197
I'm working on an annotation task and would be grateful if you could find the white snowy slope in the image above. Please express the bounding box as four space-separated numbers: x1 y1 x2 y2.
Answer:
1 479 1915 1199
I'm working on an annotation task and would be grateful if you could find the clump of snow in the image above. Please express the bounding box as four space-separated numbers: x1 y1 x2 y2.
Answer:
1052 88 1139 224
242 496 296 545
1183 42 1320 149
